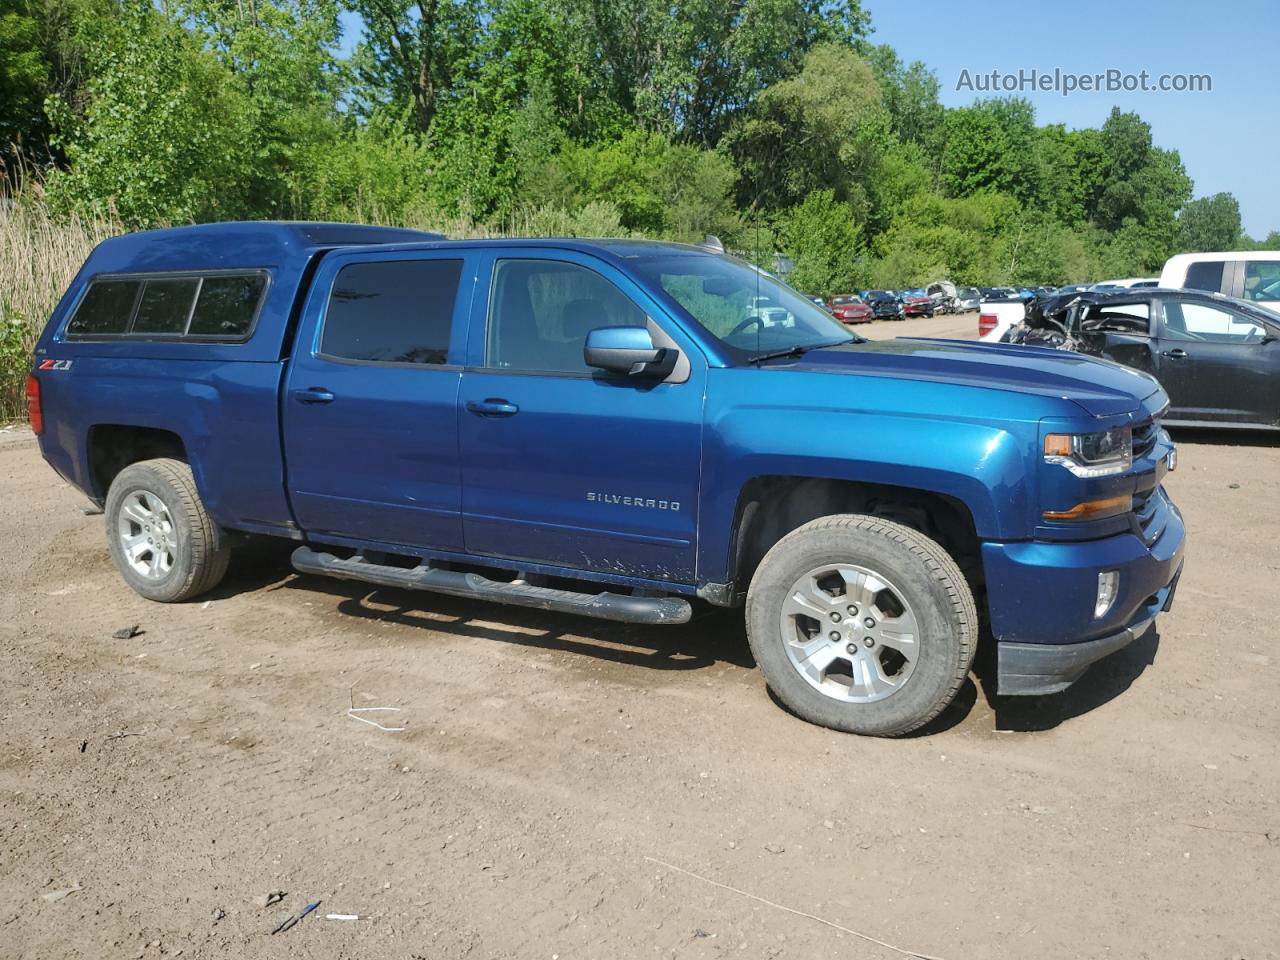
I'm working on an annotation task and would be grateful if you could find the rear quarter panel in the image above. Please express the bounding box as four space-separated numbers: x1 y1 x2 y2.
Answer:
33 253 309 534
34 354 292 534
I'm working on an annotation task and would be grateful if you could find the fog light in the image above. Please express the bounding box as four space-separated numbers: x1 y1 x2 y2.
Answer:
1095 570 1119 619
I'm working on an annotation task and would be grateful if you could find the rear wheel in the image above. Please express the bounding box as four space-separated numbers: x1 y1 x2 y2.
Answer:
105 458 230 602
746 515 976 736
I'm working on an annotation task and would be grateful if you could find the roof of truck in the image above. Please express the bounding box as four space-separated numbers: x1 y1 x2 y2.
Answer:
81 224 732 276
82 221 446 275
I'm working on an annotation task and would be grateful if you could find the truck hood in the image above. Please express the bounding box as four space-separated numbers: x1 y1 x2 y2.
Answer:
774 337 1162 418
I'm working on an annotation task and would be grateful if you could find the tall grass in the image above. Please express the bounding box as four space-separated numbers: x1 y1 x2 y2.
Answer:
0 198 120 421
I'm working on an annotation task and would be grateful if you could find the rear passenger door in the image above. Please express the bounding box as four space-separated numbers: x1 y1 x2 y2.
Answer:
1232 257 1280 312
284 251 476 550
1155 296 1279 425
457 251 705 583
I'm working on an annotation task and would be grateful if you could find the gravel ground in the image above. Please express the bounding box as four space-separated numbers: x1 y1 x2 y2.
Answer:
2 316 1277 959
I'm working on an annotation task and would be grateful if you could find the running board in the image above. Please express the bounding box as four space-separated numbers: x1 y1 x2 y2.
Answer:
290 547 692 625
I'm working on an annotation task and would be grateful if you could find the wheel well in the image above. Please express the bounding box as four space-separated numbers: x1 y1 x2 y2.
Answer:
88 426 188 499
729 476 983 595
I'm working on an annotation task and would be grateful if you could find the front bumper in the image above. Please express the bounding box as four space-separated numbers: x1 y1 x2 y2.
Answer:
997 564 1181 694
984 492 1185 696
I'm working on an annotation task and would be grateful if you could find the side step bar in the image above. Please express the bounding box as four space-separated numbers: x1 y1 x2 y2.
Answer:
290 547 692 625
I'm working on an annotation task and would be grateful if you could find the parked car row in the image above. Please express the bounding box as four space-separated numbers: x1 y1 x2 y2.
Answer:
808 286 989 325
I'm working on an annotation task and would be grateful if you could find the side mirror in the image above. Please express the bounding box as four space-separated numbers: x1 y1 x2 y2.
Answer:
584 326 676 377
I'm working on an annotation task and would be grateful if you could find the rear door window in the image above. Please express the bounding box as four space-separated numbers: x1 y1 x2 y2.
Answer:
1182 260 1226 293
65 280 141 336
1162 299 1267 343
321 259 463 365
1242 260 1280 302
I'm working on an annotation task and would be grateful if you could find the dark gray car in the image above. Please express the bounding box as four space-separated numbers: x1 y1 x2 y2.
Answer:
1018 289 1280 429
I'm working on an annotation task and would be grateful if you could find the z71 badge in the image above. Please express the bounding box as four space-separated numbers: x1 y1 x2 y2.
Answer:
38 359 73 371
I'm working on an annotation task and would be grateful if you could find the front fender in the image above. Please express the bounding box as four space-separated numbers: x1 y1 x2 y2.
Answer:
696 403 1037 583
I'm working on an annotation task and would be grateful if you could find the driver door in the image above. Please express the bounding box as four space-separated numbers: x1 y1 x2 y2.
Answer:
1156 296 1279 425
457 251 706 583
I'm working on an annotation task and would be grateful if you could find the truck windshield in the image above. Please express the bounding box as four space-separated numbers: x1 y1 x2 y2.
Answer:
630 252 856 361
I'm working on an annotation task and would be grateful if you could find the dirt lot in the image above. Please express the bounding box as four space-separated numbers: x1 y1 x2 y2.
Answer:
2 318 1278 959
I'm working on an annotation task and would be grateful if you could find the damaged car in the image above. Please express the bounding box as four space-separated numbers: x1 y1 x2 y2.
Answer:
1007 288 1280 429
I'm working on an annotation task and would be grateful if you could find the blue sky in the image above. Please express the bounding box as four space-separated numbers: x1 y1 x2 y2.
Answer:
866 0 1276 238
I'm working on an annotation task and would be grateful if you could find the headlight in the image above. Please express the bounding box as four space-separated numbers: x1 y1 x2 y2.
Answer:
1044 427 1132 478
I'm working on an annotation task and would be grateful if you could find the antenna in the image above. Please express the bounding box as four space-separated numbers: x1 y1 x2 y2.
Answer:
754 163 763 360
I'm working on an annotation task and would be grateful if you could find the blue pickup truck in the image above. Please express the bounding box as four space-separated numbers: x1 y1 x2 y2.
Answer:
28 222 1185 735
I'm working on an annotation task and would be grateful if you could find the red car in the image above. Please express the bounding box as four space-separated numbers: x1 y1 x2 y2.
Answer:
900 292 935 318
827 294 874 324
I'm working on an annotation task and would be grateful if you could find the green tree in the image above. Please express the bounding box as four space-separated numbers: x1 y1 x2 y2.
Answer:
1178 192 1242 252
0 0 85 173
290 112 432 221
939 98 1042 205
346 0 481 132
560 0 870 144
725 43 887 214
0 0 47 164
44 0 259 224
865 44 943 165
780 189 865 294
519 129 737 239
1034 124 1105 225
870 191 1019 286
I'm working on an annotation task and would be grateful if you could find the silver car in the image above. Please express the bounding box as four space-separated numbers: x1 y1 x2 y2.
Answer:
955 286 982 312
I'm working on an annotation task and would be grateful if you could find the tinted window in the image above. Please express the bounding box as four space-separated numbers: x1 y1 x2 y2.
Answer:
132 278 199 334
1163 300 1266 343
321 259 462 364
1243 260 1280 302
189 275 266 337
487 260 648 373
66 280 140 336
1183 260 1225 293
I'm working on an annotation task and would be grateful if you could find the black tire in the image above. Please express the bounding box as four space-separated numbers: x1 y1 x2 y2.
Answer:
104 458 231 602
745 515 977 736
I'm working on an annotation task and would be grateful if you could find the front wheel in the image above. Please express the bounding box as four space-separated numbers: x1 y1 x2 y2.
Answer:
105 458 231 602
746 515 977 736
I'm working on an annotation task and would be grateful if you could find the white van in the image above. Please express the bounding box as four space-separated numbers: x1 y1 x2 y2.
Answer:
1159 252 1280 311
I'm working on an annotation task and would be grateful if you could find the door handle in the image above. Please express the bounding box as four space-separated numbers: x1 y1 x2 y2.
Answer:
466 398 520 417
1161 349 1189 359
293 387 336 404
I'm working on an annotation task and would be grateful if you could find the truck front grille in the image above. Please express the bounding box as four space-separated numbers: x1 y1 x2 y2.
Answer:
1131 486 1168 546
1132 418 1158 460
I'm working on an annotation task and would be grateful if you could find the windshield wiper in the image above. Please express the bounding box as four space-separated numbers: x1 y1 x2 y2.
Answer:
746 337 859 365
